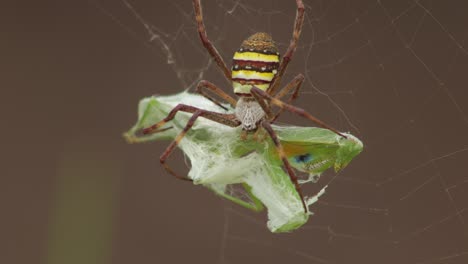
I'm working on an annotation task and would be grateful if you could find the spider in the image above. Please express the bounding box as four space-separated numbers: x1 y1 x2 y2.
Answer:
143 0 346 213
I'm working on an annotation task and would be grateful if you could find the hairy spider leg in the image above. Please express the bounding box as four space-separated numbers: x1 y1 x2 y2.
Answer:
193 0 231 81
268 0 305 95
159 111 201 181
142 104 239 135
250 74 303 140
270 73 305 122
250 87 347 138
261 121 308 213
143 105 240 181
195 80 237 111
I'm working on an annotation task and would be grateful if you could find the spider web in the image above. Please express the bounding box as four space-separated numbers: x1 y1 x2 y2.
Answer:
91 0 468 263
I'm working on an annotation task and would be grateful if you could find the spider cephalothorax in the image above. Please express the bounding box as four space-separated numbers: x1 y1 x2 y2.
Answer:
235 96 265 130
143 0 347 213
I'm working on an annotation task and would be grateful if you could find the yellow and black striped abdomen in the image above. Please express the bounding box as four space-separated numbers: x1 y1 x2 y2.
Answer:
232 33 280 95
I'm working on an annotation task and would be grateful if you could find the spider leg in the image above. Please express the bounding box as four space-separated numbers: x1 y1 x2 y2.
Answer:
268 0 305 95
159 111 201 181
250 89 274 120
193 0 232 81
144 106 240 181
143 104 240 135
195 80 237 111
251 87 347 138
261 120 308 213
270 73 304 122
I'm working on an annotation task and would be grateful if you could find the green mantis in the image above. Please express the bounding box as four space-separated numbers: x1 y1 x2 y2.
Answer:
124 92 363 232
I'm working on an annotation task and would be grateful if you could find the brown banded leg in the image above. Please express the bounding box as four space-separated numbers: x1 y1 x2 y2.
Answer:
195 80 237 111
261 120 308 213
159 111 201 181
268 0 305 95
193 0 232 81
143 104 240 135
270 73 304 122
144 106 240 181
251 87 347 138
250 88 274 120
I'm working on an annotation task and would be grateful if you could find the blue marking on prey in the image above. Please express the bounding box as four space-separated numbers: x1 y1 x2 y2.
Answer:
294 153 313 163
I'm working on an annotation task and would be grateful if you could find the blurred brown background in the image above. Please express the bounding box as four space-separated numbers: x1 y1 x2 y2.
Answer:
2 0 468 263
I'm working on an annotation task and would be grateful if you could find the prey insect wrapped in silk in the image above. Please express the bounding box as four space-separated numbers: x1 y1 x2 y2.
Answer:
124 92 363 232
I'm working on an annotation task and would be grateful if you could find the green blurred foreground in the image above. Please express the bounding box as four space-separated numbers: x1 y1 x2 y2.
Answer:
47 143 120 264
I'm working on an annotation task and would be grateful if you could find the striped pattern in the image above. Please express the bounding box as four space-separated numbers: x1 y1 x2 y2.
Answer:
233 51 280 62
232 70 277 82
231 33 280 95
